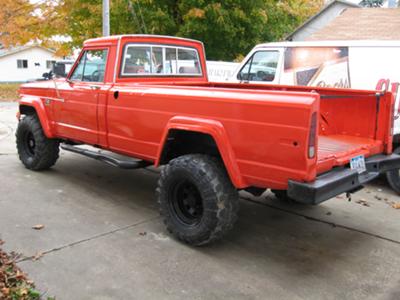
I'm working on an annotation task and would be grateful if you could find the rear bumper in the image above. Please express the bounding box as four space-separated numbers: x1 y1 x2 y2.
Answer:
288 153 400 205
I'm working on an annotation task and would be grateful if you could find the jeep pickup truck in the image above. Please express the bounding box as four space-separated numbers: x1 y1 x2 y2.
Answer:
16 35 400 245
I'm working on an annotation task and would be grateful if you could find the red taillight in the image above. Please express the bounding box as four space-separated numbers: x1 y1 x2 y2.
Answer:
391 103 396 137
308 112 317 159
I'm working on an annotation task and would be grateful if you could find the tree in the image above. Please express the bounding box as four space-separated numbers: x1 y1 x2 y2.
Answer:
262 0 323 42
0 0 44 47
46 0 323 60
52 0 176 51
0 0 68 55
177 1 269 60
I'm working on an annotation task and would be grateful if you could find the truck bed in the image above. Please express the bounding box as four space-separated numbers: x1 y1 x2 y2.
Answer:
317 135 383 173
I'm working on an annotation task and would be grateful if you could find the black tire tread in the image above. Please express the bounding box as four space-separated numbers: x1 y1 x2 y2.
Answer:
156 154 239 246
16 115 59 171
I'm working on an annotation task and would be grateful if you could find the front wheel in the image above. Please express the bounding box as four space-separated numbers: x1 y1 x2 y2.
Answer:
156 154 239 246
16 115 60 171
386 146 400 195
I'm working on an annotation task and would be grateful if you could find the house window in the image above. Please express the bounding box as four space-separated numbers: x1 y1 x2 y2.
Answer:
17 59 28 69
46 60 56 69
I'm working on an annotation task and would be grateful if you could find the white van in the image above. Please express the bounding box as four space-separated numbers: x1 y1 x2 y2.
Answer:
232 40 400 193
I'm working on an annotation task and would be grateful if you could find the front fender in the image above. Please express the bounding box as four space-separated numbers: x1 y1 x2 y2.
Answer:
18 95 55 138
156 116 246 188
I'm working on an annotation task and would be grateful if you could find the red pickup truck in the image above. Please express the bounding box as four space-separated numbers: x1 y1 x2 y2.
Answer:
16 35 400 245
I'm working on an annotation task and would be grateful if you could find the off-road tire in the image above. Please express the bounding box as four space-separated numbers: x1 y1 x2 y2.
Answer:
16 115 59 171
156 154 239 246
386 146 400 195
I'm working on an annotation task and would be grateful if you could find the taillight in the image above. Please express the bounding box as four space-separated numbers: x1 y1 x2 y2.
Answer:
308 112 317 159
391 102 396 137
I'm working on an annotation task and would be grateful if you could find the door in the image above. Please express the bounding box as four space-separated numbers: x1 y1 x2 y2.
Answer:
237 49 283 84
52 49 108 144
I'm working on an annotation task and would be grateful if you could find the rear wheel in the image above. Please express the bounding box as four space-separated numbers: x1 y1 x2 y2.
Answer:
16 115 60 170
386 146 400 195
156 154 239 246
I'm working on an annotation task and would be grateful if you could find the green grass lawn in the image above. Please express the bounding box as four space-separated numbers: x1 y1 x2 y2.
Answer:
0 83 20 102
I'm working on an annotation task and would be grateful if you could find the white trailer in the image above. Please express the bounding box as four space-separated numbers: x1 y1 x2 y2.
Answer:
231 40 400 193
207 61 240 82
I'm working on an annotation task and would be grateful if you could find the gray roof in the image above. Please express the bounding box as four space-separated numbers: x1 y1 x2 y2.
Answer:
0 45 55 59
286 0 361 40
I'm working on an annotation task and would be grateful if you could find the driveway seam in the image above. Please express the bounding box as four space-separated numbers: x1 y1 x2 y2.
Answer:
242 196 400 245
17 216 161 264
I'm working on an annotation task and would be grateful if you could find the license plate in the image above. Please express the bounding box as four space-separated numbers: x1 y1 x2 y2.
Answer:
350 155 366 174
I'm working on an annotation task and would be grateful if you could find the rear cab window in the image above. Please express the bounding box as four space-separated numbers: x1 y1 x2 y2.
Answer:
120 44 202 77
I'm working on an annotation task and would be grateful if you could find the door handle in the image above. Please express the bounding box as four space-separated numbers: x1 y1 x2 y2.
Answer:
90 85 101 90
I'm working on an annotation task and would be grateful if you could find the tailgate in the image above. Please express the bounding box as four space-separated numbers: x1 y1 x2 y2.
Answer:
315 90 394 174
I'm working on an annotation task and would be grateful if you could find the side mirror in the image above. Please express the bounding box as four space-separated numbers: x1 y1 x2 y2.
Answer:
42 71 53 80
53 63 66 78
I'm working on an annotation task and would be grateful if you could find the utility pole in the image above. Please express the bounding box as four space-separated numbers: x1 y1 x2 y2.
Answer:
102 0 110 36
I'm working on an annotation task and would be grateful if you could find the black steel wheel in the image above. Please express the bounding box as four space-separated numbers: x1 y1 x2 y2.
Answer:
16 115 59 170
169 179 204 226
157 154 239 246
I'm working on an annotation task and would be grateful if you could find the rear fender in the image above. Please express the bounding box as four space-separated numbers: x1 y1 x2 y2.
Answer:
18 95 54 138
156 116 246 188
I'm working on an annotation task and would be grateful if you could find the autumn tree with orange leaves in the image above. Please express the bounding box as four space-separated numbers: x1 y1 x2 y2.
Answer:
0 0 70 55
1 0 323 60
0 0 41 47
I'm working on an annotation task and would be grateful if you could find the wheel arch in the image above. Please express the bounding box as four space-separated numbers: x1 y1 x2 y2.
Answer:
18 96 54 138
156 116 246 188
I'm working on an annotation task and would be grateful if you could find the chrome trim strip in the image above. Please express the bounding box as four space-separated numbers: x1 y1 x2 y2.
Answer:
113 36 122 83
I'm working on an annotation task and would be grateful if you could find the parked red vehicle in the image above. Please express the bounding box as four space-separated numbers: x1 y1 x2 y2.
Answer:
16 35 400 245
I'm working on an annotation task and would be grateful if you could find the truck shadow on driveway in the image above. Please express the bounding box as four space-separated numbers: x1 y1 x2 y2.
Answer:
50 155 387 263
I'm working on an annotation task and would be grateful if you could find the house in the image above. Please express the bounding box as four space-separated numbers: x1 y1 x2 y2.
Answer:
0 45 62 82
286 0 360 41
308 8 400 40
287 0 399 41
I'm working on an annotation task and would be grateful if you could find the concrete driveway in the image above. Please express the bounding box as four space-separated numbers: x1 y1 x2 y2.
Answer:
0 102 399 300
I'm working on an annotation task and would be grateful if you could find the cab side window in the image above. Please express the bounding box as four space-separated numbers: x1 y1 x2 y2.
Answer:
70 49 108 82
238 51 279 82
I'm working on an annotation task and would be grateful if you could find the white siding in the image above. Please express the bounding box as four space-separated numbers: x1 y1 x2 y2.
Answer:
0 47 61 82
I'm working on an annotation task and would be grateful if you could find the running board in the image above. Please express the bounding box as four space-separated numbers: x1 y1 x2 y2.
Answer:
60 144 151 169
